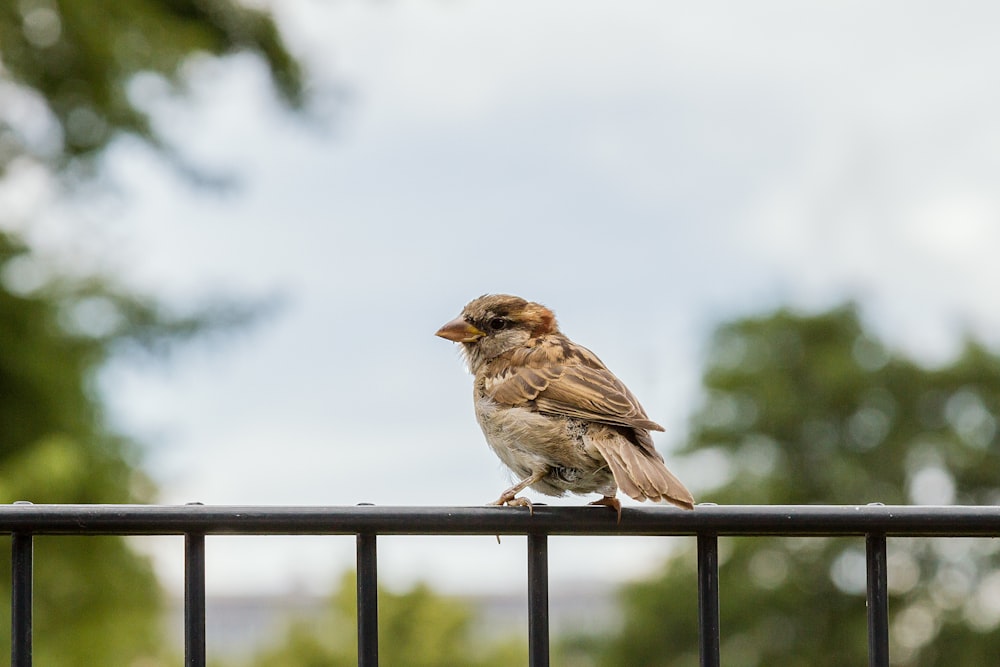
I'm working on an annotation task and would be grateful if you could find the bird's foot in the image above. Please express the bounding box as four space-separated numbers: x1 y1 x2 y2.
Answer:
489 492 535 515
589 495 622 523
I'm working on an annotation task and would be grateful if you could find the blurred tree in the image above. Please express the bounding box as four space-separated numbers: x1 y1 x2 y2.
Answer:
0 231 258 663
582 305 1000 667
0 1 304 664
1 0 303 177
248 572 526 667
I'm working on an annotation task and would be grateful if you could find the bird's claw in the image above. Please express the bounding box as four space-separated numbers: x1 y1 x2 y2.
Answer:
589 496 622 523
489 494 535 515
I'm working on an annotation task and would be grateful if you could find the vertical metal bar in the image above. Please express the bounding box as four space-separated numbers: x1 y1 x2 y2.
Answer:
185 533 206 667
697 533 720 667
866 532 889 667
527 532 550 667
356 532 379 667
11 531 33 667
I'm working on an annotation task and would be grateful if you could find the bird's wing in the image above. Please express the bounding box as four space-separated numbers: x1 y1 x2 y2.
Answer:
484 335 664 432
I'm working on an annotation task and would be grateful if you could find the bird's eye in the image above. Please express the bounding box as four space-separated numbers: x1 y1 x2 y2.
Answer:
489 317 508 331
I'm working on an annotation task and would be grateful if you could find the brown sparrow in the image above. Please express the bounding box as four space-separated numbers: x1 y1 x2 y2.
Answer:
436 294 694 518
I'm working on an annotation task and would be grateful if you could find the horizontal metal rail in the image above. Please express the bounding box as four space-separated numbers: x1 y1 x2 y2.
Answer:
7 504 1000 667
2 503 1000 535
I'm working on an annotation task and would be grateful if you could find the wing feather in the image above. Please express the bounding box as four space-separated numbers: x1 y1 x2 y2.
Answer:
483 334 664 432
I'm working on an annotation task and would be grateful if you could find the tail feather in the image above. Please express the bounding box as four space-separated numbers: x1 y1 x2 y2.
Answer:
592 434 694 510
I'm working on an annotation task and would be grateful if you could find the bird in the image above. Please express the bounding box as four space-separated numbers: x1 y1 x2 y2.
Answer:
435 294 694 519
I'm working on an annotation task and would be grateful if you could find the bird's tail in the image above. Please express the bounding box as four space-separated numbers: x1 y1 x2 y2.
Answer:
592 436 695 510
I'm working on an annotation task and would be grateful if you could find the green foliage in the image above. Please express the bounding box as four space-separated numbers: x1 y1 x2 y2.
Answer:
0 230 172 663
0 0 303 175
591 305 1000 666
0 231 263 664
1 1 301 663
248 572 526 667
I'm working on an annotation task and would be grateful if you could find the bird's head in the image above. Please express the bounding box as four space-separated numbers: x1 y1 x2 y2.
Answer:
435 294 558 372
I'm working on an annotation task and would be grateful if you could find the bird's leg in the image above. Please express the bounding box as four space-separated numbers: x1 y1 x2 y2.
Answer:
589 495 623 523
490 470 547 515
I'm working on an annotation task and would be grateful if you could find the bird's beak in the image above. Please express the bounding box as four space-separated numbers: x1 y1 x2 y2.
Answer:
435 317 485 343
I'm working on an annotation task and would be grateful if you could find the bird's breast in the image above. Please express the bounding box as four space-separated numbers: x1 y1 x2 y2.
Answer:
473 389 602 475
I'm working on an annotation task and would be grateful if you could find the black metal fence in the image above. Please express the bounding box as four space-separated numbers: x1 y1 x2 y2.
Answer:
4 503 1000 667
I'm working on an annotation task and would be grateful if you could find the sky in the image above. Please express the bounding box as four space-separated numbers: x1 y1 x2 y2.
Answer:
4 0 1000 597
